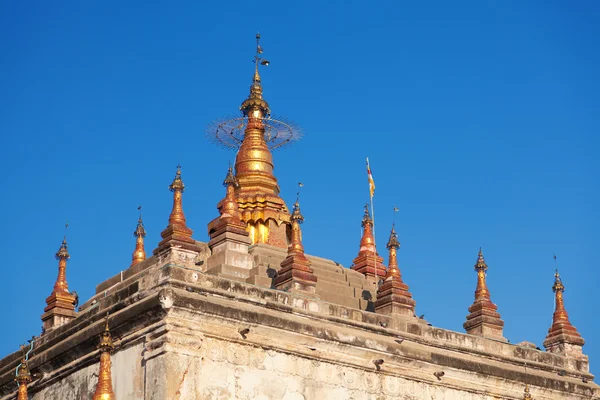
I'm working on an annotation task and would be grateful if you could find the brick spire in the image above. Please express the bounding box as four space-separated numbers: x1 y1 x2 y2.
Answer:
274 199 318 295
42 229 77 331
543 270 585 358
130 208 147 267
374 224 416 316
351 205 385 279
15 347 32 400
463 248 506 341
92 317 116 400
154 165 198 254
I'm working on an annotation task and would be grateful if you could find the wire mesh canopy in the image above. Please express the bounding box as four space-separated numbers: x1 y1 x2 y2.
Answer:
206 115 302 151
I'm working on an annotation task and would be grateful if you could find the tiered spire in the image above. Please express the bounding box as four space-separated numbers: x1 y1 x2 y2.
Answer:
274 198 318 295
463 248 506 341
41 228 77 331
523 385 533 400
232 34 290 248
130 207 147 267
154 165 199 255
374 224 416 316
543 270 585 357
206 165 254 275
15 347 32 400
92 317 116 400
351 205 385 280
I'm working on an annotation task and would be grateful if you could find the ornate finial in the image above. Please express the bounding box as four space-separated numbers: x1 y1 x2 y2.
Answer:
552 269 564 293
523 384 533 400
55 223 70 260
291 198 304 224
169 164 185 192
15 346 32 400
386 224 400 250
131 206 147 267
223 163 238 187
240 33 270 117
92 314 115 400
475 247 488 272
362 204 373 227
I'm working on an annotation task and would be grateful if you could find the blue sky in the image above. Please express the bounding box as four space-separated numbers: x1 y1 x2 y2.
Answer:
1 1 598 376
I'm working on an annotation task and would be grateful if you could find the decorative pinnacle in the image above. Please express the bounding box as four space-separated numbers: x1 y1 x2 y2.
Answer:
291 199 304 224
98 315 115 352
523 385 532 400
386 224 400 250
134 207 146 238
55 223 70 260
240 33 270 116
474 247 488 272
223 163 238 187
552 269 564 292
362 204 373 227
15 346 32 385
169 165 185 192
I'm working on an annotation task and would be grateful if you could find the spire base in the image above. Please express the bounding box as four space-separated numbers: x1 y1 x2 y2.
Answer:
42 291 76 331
543 324 585 358
351 254 386 280
463 300 506 341
274 255 318 296
375 279 416 317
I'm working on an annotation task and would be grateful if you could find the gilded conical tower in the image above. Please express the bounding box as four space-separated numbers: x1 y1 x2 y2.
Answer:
273 198 318 295
130 208 147 267
351 205 385 280
92 317 116 400
208 34 298 249
543 270 585 358
41 229 77 331
15 347 32 400
463 248 506 341
374 224 416 316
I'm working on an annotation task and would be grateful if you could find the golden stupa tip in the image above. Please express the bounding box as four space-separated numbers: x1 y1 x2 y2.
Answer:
169 164 185 192
362 204 373 227
291 199 304 223
474 247 487 271
223 164 238 187
553 269 564 292
386 224 400 250
98 315 115 352
55 224 70 260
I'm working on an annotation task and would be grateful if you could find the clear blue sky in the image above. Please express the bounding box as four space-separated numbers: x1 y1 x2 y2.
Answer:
1 1 598 376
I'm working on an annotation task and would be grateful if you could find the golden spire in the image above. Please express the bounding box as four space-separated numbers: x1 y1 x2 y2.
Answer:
374 223 415 316
130 206 147 267
543 269 584 354
92 316 116 400
274 195 318 295
219 165 242 224
351 205 385 279
523 384 533 400
53 234 70 294
168 165 187 226
463 248 505 340
474 248 491 301
154 165 199 254
384 224 401 280
15 346 32 400
42 225 77 331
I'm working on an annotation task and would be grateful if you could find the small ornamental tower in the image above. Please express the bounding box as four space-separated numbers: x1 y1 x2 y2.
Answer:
92 317 116 400
154 165 202 257
273 199 318 296
351 205 385 280
463 248 506 341
374 224 416 316
206 165 253 275
15 347 32 400
523 385 533 400
543 270 585 358
41 231 77 331
130 209 147 267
